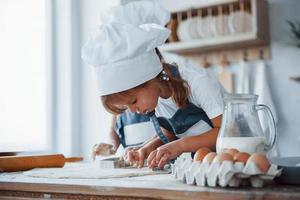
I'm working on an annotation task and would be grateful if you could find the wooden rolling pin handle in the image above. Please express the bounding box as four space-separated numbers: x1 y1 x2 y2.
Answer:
0 154 83 172
65 157 83 162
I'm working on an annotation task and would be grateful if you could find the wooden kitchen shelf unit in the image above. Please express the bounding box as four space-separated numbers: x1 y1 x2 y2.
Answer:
161 0 240 13
159 0 269 54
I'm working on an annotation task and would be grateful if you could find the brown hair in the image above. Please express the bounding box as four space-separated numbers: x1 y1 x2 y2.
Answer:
101 49 190 114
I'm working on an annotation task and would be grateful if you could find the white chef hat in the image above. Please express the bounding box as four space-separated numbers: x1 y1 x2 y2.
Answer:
81 1 170 96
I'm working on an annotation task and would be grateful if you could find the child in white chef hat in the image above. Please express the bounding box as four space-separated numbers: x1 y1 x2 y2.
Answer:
82 1 225 169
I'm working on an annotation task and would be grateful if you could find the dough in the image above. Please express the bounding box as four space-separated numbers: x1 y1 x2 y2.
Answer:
23 163 169 179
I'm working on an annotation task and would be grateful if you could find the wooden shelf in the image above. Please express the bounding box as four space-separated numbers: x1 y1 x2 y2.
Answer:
160 0 269 55
159 32 259 54
289 76 300 82
161 0 239 13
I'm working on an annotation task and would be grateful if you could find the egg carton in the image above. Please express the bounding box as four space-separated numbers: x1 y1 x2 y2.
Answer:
171 155 282 188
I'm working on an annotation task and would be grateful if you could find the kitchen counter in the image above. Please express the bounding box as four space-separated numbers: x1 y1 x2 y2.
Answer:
0 167 300 200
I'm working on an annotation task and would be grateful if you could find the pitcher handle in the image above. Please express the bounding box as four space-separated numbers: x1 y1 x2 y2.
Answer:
255 104 277 151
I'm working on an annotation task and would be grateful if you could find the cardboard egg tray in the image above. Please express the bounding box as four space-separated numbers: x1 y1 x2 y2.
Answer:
171 154 282 188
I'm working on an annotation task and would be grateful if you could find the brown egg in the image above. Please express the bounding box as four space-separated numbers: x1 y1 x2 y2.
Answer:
247 153 270 173
212 153 234 163
233 152 250 164
193 147 212 162
202 152 217 164
224 148 239 157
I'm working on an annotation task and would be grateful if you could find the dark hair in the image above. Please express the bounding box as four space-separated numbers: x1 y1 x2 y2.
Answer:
101 49 190 114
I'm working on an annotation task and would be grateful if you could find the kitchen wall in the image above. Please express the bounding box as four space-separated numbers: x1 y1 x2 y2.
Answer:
78 0 300 160
80 0 121 160
267 0 300 156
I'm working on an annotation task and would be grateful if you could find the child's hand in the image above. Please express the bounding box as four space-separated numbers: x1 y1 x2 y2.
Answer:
92 143 116 160
120 146 140 161
126 147 148 168
147 142 182 169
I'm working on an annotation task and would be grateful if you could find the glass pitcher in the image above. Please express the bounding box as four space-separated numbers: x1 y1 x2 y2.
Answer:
216 93 277 154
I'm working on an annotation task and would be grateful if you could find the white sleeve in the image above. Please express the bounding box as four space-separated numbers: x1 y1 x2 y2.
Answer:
189 75 225 119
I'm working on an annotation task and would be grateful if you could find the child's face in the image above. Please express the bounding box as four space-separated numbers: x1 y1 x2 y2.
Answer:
113 81 162 114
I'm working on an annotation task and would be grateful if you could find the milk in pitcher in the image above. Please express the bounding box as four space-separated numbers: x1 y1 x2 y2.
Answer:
216 137 267 154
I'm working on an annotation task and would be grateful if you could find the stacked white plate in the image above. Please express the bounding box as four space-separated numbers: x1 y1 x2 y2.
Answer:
176 10 252 42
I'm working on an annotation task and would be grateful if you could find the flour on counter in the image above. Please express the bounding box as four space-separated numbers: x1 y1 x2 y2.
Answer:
23 163 169 179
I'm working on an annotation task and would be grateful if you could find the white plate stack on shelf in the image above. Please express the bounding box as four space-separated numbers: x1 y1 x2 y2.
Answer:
171 149 282 188
176 2 252 42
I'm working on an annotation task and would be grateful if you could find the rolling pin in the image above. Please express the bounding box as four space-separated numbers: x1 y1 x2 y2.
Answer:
0 154 83 172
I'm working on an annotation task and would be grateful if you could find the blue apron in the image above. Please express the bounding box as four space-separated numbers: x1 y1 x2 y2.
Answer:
147 64 213 145
114 112 151 148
